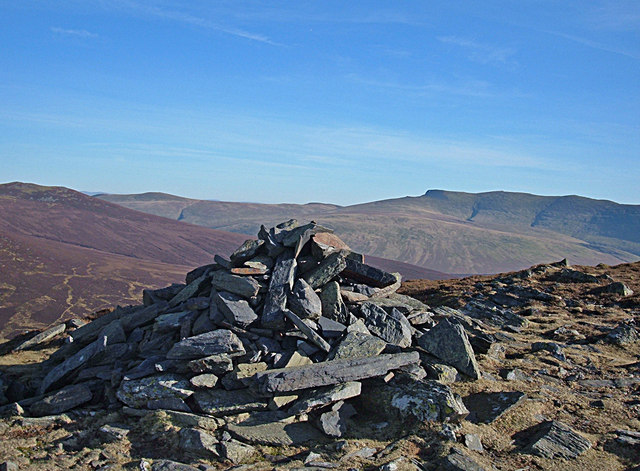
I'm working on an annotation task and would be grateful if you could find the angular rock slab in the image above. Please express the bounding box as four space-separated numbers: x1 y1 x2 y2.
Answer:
439 448 488 471
360 302 412 348
302 251 347 289
417 319 481 379
262 250 297 329
116 374 194 409
523 420 591 459
289 278 322 320
210 270 260 299
317 401 356 438
228 419 325 446
327 332 386 361
193 388 268 416
368 380 469 423
166 330 244 360
30 384 93 416
343 258 397 288
284 309 331 353
319 281 349 324
39 335 107 394
289 381 362 415
214 290 258 328
151 460 200 471
254 352 420 394
14 323 66 352
178 427 219 457
463 391 526 424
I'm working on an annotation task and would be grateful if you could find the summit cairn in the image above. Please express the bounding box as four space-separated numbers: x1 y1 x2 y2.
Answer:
3 220 480 467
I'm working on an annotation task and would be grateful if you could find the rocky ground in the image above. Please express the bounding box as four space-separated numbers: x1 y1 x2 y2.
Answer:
0 220 638 471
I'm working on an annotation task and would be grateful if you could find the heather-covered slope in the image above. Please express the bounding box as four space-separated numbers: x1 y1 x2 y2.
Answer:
98 189 640 274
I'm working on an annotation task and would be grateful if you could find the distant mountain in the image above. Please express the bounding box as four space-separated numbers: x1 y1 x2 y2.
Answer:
0 182 443 338
98 189 640 274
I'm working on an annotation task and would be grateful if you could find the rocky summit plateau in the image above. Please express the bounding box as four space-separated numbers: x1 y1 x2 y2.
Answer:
0 220 639 471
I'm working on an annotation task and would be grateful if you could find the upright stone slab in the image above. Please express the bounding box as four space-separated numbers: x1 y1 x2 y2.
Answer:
417 319 482 379
320 281 349 324
262 250 297 329
288 278 322 320
302 251 347 289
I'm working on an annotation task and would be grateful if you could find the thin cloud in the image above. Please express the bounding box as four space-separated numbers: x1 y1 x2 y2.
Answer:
545 30 639 60
51 27 98 38
437 36 516 65
112 0 281 46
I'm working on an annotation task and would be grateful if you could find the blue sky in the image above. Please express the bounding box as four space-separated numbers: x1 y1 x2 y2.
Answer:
1 1 638 205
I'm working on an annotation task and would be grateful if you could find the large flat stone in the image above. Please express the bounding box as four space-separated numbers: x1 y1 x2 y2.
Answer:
524 421 592 459
210 270 260 299
228 419 325 446
283 309 331 353
192 388 268 416
343 259 397 288
230 239 264 265
254 352 420 394
417 319 481 379
14 323 66 351
463 391 527 424
166 330 245 360
30 384 93 416
116 374 194 409
289 381 361 414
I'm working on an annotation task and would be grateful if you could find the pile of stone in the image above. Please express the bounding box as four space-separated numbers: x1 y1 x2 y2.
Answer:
0 220 598 468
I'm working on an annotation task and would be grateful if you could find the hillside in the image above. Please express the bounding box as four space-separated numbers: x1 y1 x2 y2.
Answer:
0 183 443 338
98 189 640 274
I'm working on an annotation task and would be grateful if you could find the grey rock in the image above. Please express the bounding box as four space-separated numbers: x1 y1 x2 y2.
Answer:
168 273 211 308
166 330 245 360
254 352 420 394
13 323 66 351
360 303 412 348
120 302 169 332
327 332 386 361
191 311 216 335
531 341 566 361
424 363 460 383
463 391 527 424
596 281 634 296
343 258 397 288
186 263 219 284
465 434 484 452
30 383 93 416
524 420 591 459
153 311 195 333
179 427 219 457
284 309 331 353
318 316 346 338
220 362 268 390
302 251 347 289
262 250 297 329
143 284 185 305
214 291 258 328
210 270 260 299
417 319 481 379
116 374 193 408
39 335 107 394
188 353 234 375
289 278 323 320
439 448 487 471
289 382 361 415
606 322 639 345
227 418 325 446
151 460 199 471
230 239 264 265
361 380 468 423
99 423 131 441
193 388 268 416
190 374 219 388
319 281 349 324
557 268 599 283
99 319 126 343
184 296 210 310
220 439 256 464
317 401 356 438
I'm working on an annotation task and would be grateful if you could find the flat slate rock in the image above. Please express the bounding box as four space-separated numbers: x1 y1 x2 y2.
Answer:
14 323 66 352
228 420 325 446
289 278 323 320
289 381 362 415
284 309 331 352
255 352 420 394
463 391 526 424
151 460 200 471
439 448 487 471
30 383 93 416
193 388 268 416
524 420 591 459
116 374 194 409
214 290 258 327
210 270 260 299
166 330 245 360
360 302 412 348
302 251 347 289
417 319 481 379
343 258 397 288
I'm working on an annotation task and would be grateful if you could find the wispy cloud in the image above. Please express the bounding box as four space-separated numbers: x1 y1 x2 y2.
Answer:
112 0 281 46
51 27 98 38
545 30 639 60
583 1 640 31
437 36 516 65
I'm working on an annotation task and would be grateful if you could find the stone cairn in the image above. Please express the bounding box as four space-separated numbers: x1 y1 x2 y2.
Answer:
4 220 479 464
